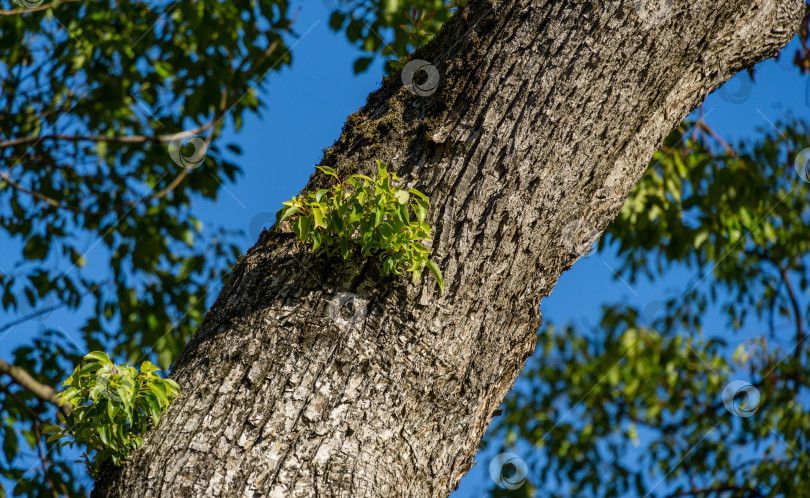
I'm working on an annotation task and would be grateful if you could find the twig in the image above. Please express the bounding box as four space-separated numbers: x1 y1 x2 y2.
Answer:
0 358 69 415
697 120 746 167
0 0 78 16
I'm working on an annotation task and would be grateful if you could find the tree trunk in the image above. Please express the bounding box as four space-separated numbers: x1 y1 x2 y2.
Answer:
93 0 803 496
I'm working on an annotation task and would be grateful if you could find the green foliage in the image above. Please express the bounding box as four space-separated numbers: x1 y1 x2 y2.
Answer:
276 161 443 291
43 352 180 477
488 119 810 497
608 120 810 328
387 8 439 70
0 0 286 371
324 0 463 73
384 2 465 70
0 330 85 496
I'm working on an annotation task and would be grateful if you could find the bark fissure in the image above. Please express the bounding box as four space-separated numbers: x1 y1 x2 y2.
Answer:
94 0 804 496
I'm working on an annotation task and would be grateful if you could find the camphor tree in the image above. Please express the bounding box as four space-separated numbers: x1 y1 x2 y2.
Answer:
0 0 807 496
91 0 807 495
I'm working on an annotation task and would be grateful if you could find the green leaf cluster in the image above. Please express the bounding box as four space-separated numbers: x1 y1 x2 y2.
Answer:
276 161 443 291
43 352 180 476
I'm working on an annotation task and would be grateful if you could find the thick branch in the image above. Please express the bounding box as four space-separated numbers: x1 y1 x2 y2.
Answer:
93 0 806 496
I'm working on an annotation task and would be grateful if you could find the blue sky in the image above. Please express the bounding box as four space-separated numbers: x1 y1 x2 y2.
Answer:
1 1 808 495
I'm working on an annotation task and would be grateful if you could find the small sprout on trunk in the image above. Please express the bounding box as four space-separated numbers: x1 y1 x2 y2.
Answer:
276 161 444 292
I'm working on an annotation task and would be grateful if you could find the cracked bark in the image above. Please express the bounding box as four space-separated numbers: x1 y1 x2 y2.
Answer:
92 0 804 496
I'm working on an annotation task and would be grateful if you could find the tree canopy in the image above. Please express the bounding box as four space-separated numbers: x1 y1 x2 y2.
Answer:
490 119 810 496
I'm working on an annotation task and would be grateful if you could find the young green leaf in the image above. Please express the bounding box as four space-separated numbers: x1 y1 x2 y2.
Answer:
275 206 300 229
425 260 444 292
84 352 112 365
316 165 339 179
394 190 409 204
412 198 427 223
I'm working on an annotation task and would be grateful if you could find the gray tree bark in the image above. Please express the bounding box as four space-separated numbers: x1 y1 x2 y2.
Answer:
93 0 804 496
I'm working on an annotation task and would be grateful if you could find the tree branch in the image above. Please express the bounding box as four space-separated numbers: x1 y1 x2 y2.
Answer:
0 120 218 149
697 119 747 167
0 0 78 16
778 265 805 380
667 485 762 497
0 358 68 415
0 169 82 212
1 163 189 216
0 383 60 497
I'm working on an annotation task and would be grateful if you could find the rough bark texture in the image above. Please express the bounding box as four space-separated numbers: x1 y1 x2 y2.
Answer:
93 0 804 496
